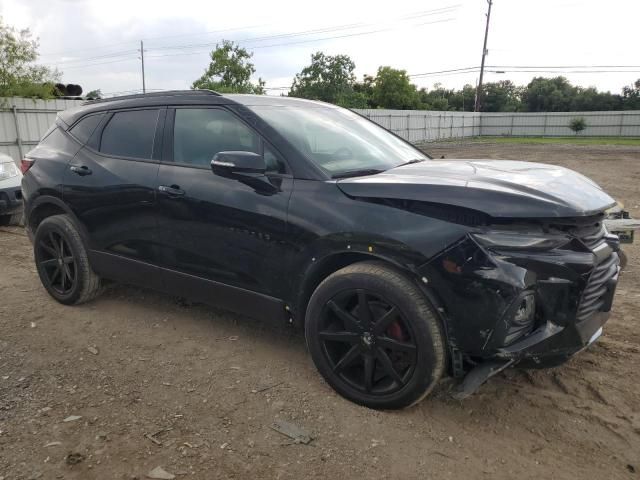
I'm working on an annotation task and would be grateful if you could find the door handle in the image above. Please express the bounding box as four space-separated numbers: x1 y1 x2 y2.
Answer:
158 184 185 197
70 165 92 176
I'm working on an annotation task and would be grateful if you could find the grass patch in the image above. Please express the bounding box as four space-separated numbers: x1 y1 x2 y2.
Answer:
473 136 640 146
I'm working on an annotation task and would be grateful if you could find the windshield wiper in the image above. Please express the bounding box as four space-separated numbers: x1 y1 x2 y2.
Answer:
332 168 386 179
397 158 426 167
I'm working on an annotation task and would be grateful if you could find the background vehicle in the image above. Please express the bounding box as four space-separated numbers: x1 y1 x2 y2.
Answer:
21 91 623 409
0 153 23 226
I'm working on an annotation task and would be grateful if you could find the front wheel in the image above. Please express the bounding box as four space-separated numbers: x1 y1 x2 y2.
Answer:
305 261 446 409
33 214 102 305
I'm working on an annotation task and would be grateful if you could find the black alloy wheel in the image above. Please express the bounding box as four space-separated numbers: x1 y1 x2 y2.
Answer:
306 261 446 409
319 289 417 395
36 230 77 295
33 214 102 305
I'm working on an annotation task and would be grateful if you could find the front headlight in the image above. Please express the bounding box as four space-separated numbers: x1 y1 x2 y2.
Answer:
472 231 570 251
0 161 19 180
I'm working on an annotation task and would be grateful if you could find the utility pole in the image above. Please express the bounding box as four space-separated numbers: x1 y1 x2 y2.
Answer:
474 0 493 112
140 40 146 94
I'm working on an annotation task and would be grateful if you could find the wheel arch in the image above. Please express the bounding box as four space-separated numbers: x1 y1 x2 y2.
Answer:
27 196 87 242
294 245 454 373
294 248 444 326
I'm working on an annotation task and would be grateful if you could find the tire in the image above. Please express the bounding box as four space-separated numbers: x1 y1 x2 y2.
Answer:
33 214 102 305
305 261 446 409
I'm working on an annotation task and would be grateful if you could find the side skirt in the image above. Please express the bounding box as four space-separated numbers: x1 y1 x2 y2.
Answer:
89 250 288 323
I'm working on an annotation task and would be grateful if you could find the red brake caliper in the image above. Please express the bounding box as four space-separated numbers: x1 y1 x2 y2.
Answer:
386 321 405 341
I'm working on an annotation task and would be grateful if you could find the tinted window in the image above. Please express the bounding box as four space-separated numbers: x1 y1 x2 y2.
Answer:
264 144 286 174
69 113 104 144
173 108 259 167
100 109 159 159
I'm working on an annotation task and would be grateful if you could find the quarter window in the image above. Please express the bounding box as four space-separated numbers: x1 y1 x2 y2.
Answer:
69 113 104 145
100 109 159 159
173 108 260 167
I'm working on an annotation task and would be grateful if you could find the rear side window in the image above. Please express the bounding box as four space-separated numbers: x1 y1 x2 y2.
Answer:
100 109 159 159
173 108 260 167
69 113 104 145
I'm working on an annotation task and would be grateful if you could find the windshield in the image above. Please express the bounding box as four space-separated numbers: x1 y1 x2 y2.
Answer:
249 105 429 177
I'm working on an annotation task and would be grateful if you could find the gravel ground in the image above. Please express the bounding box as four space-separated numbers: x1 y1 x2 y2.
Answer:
0 142 639 480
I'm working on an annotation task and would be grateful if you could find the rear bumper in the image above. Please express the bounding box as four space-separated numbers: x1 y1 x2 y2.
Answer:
0 184 22 216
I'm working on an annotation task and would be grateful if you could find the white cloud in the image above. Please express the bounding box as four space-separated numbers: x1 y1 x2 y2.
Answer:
1 0 638 96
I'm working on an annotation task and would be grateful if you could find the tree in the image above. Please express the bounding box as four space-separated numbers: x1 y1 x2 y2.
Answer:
622 79 640 110
480 80 523 112
569 117 587 135
371 66 419 109
85 89 102 100
289 52 367 107
0 17 60 98
192 40 265 94
522 76 576 112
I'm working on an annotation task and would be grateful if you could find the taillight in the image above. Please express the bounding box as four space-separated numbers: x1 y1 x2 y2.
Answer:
20 158 34 174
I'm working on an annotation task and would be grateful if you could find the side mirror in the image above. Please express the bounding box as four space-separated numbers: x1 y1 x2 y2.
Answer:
211 151 266 176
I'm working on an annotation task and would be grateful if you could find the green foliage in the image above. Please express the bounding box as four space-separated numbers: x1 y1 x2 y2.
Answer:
0 17 60 98
622 79 640 110
85 89 102 100
569 117 587 135
289 52 365 107
192 40 265 94
480 80 523 112
370 67 419 109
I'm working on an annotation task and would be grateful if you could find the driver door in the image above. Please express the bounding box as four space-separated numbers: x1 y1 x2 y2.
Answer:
154 107 294 316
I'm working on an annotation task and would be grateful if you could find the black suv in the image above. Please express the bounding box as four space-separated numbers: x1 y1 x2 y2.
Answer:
22 91 621 409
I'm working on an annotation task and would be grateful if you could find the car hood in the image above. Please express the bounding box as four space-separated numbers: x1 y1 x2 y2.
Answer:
336 159 616 218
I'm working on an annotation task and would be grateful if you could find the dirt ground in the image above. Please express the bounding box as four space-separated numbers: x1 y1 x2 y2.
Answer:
1 142 639 480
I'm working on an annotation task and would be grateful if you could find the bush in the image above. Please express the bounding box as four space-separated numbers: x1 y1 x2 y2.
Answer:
569 117 587 135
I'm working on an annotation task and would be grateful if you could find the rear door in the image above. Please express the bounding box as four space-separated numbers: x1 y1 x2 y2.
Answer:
154 106 293 315
63 108 165 288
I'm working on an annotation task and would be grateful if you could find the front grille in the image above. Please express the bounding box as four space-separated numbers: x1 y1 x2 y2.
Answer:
549 214 607 250
576 252 619 321
577 223 606 250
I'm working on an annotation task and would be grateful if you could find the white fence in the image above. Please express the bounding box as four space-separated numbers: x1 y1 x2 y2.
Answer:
1 97 639 163
354 109 640 143
354 109 481 143
0 97 81 163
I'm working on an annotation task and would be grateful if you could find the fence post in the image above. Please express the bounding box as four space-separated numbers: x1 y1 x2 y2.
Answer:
619 112 624 137
437 114 442 140
450 114 453 139
406 114 410 140
542 114 548 137
509 114 515 137
11 105 24 162
424 114 428 142
462 114 465 139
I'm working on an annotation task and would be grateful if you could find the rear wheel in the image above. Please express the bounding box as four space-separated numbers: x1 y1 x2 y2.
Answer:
34 214 102 305
305 261 446 409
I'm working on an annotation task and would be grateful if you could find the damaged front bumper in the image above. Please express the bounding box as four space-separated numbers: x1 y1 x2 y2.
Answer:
420 221 623 398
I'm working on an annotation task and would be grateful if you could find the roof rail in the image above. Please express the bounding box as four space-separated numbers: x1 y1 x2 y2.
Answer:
83 89 221 105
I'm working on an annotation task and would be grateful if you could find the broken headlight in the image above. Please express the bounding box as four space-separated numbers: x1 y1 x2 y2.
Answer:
472 231 570 251
504 293 536 345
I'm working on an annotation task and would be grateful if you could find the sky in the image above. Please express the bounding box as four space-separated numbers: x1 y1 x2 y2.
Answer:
2 0 639 97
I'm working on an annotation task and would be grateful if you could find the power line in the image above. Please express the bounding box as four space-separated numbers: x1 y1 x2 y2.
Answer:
39 5 459 67
486 65 640 69
144 17 456 60
52 56 139 70
148 5 458 53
